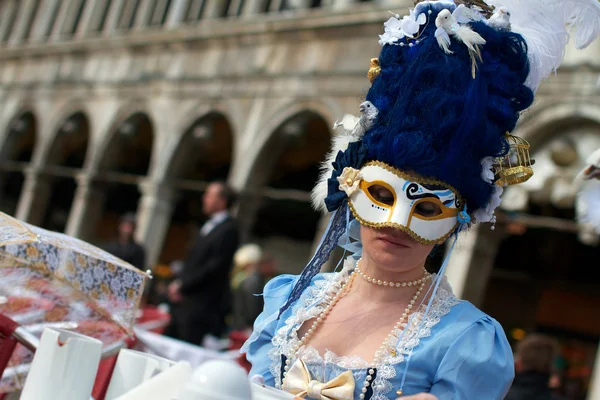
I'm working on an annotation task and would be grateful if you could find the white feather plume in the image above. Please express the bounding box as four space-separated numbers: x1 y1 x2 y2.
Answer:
311 134 360 212
485 0 600 91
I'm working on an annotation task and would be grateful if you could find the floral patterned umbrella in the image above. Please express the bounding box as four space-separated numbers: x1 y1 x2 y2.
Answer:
0 212 150 392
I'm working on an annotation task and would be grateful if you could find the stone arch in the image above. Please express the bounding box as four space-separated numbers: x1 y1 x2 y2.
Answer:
152 103 236 183
98 111 155 176
500 101 600 212
68 106 155 245
36 110 91 232
38 101 94 167
0 110 37 163
0 110 38 215
516 100 600 148
88 103 156 175
45 111 91 168
238 105 334 274
237 98 340 189
0 101 40 148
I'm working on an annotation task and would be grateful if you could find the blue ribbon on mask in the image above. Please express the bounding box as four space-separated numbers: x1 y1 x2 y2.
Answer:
457 205 471 225
337 206 362 259
277 203 349 317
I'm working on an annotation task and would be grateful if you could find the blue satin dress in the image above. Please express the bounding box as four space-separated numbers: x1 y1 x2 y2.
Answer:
245 260 514 400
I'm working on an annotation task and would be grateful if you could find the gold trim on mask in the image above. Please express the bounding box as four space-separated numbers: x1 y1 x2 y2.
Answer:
348 200 459 245
409 198 460 222
363 161 464 207
359 179 396 210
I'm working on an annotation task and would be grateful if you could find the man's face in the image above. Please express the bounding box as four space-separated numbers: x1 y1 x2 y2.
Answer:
119 221 135 237
202 183 226 216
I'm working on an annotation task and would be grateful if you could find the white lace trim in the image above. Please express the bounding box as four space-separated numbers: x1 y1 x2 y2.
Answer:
268 258 460 399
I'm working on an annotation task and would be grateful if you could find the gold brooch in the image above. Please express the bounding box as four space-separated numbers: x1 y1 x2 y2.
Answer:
368 58 381 83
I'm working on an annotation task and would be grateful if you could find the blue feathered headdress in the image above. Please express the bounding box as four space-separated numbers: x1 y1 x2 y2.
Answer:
364 1 533 214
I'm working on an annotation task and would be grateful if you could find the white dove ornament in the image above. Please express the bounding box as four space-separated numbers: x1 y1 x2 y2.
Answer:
435 8 486 78
487 6 511 30
333 101 379 139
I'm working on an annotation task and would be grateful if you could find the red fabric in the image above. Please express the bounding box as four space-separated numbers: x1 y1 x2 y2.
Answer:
0 337 17 381
0 314 19 382
136 306 170 334
229 331 251 373
0 314 18 338
91 355 118 400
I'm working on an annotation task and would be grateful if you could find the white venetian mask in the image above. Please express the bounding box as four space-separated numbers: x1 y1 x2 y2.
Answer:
348 161 463 244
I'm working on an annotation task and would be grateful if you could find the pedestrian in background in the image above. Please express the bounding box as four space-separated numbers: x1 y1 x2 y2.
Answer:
505 334 568 400
231 243 265 331
104 213 146 271
165 181 240 346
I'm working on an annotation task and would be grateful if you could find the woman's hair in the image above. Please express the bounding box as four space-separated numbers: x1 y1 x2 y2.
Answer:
364 6 534 213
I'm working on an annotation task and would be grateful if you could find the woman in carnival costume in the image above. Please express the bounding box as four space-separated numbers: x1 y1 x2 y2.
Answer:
243 0 600 399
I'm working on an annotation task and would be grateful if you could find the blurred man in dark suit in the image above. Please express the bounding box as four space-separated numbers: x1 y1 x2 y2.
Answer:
165 182 240 345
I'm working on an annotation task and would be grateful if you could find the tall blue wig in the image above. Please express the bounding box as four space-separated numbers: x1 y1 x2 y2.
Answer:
363 1 534 213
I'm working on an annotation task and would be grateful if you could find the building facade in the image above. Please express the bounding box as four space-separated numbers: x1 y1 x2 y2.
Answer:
0 0 599 398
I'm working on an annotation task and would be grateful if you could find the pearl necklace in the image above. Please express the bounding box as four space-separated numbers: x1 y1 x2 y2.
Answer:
282 264 427 399
355 264 431 288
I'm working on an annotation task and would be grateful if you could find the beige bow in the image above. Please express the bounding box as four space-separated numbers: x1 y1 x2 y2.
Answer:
282 359 355 400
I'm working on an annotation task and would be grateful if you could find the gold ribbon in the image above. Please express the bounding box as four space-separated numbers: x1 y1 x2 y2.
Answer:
282 359 355 400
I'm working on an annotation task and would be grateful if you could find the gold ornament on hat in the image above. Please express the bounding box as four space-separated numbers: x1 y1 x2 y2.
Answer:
494 133 534 186
368 58 381 83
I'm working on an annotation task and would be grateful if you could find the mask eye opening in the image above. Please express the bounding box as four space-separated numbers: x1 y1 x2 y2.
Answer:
413 199 443 218
366 183 395 207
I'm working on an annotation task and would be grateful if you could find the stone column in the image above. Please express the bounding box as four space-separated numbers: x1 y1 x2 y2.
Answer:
49 0 75 40
84 0 112 33
29 0 60 42
15 169 52 226
234 189 263 244
74 0 101 37
65 175 107 242
62 0 87 36
204 0 226 18
165 0 190 27
241 0 264 16
267 0 282 12
150 0 171 24
118 0 140 29
227 0 243 16
588 346 600 400
0 0 17 41
331 0 354 10
185 0 204 20
134 181 176 269
133 0 155 29
444 225 505 306
7 0 37 45
103 0 125 34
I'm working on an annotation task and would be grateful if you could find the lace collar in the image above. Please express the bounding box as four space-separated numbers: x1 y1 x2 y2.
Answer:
268 258 460 399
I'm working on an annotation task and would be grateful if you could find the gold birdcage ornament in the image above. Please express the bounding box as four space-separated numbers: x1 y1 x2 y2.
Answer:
494 133 534 187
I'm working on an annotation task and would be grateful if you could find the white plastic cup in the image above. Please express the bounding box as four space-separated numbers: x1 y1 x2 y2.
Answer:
105 349 177 400
20 328 102 400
